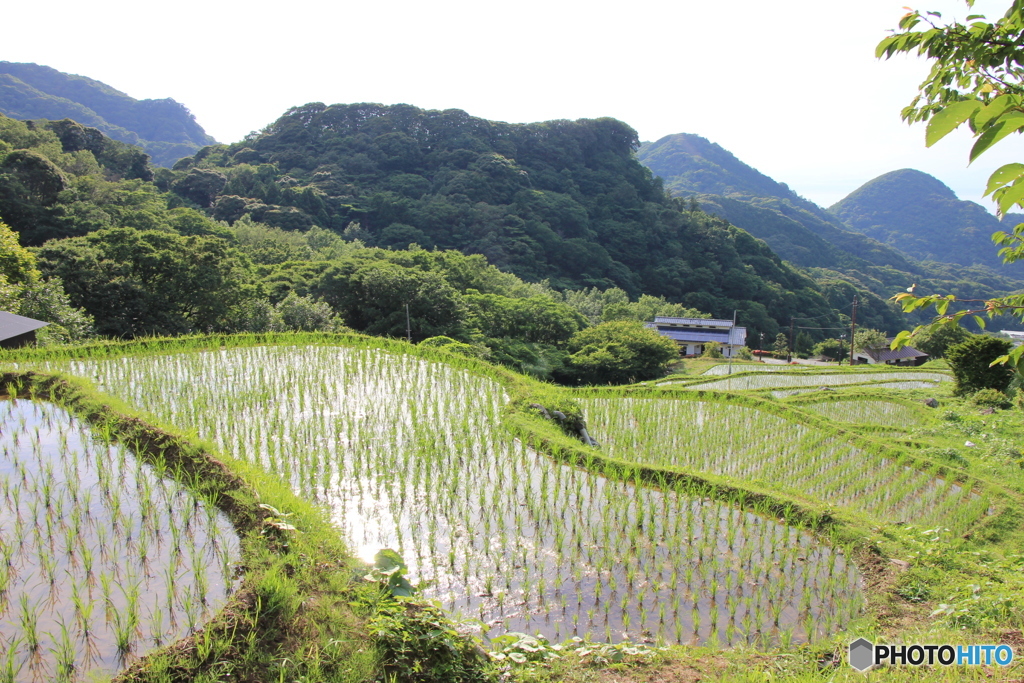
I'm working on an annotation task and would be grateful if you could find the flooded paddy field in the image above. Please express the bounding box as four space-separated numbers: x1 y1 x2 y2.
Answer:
0 400 240 682
50 346 863 647
579 397 987 535
660 371 951 391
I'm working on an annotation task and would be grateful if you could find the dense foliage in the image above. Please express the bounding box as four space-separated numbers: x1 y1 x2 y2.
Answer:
554 320 680 385
159 103 838 340
946 335 1013 395
0 62 215 167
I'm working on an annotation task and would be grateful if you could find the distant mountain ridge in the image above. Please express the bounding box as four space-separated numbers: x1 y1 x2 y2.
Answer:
828 168 1019 272
636 132 1024 332
0 62 215 167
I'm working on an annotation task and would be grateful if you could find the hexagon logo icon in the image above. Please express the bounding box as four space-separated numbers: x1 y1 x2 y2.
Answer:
849 638 874 672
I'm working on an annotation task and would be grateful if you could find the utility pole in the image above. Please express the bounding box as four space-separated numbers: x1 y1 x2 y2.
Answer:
405 303 412 343
849 296 858 366
788 316 795 363
727 309 737 375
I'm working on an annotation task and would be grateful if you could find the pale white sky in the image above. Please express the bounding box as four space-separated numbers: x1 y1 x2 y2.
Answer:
3 0 1017 210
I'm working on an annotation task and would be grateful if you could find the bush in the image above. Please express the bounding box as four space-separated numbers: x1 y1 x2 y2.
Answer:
556 320 679 385
701 341 723 359
971 388 1012 409
945 336 1013 396
735 346 754 360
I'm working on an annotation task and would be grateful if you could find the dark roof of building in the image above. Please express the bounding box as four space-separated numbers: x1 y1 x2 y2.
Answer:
862 345 928 362
653 328 732 344
654 316 734 326
0 311 48 341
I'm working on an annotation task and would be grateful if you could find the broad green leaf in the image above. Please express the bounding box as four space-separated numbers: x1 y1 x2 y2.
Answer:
969 111 1024 162
984 162 1024 196
374 548 407 573
973 315 987 329
926 100 982 147
891 330 912 349
875 36 899 59
996 179 1024 215
973 94 1020 130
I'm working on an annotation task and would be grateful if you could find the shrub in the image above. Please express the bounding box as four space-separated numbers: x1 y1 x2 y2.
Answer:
735 346 754 360
556 320 679 385
945 336 1013 396
701 341 723 359
971 388 1012 409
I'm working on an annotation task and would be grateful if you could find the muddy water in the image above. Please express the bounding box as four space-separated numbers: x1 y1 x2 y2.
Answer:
0 400 241 682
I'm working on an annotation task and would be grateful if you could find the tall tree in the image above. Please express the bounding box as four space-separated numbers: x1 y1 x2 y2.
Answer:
880 1 1024 373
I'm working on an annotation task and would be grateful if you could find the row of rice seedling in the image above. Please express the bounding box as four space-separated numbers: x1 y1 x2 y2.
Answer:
701 364 817 376
792 399 926 428
47 345 862 647
0 399 240 683
769 380 950 398
660 371 950 392
578 397 988 534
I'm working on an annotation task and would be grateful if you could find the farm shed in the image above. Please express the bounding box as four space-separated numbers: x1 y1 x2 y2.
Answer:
0 311 48 348
645 316 747 358
852 342 928 366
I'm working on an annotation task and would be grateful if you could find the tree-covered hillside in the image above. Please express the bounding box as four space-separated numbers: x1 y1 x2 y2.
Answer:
636 132 1024 332
0 110 832 379
829 168 1023 274
151 102 839 336
0 62 215 167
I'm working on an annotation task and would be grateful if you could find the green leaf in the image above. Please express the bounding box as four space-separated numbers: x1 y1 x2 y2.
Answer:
985 163 1024 196
969 111 1024 162
996 180 1024 215
972 94 1020 130
891 330 912 349
875 36 899 59
973 315 987 329
374 548 407 574
926 100 983 147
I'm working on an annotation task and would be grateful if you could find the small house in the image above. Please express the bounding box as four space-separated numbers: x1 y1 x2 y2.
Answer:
0 311 48 349
852 342 928 366
645 316 747 358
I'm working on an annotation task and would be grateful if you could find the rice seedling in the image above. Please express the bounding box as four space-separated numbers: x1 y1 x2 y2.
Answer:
0 399 241 682
47 345 864 648
659 369 950 392
579 396 984 534
794 398 925 428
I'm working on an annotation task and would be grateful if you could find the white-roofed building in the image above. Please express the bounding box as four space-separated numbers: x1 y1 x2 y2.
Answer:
645 316 747 358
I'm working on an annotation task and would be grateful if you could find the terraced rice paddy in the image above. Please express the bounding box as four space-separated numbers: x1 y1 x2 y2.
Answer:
0 400 239 683
662 371 951 392
795 400 925 428
769 380 947 398
579 397 988 534
701 364 817 376
50 346 862 647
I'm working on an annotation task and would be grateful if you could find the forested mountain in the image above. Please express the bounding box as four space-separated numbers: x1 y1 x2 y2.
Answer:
637 132 1024 332
146 102 841 336
828 168 1023 274
0 108 847 376
0 62 215 167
